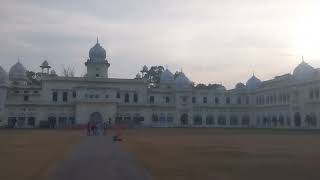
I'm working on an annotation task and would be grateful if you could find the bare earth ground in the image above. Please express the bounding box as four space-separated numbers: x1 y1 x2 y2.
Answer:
120 128 320 180
0 130 82 180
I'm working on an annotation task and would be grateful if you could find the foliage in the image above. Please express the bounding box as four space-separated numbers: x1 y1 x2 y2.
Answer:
26 71 41 85
61 65 75 77
139 65 164 87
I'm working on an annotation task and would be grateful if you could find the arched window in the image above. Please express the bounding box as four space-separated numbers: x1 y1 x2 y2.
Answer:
226 97 230 104
165 96 170 104
69 116 75 125
133 113 142 126
215 97 219 104
294 112 301 127
16 113 26 128
279 114 284 126
167 113 174 123
305 113 317 127
286 115 291 127
152 114 159 123
237 96 242 104
245 96 249 104
241 115 250 127
124 93 129 103
218 115 226 126
193 114 202 125
159 113 166 124
7 117 17 128
206 115 214 125
133 93 138 103
180 113 188 125
271 116 277 127
58 116 67 128
27 117 36 127
48 116 57 128
115 114 123 124
263 116 269 127
124 114 131 124
230 115 239 126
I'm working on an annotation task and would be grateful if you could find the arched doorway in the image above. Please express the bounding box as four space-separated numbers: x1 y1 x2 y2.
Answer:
241 115 250 127
294 112 301 127
48 116 57 128
89 112 103 124
271 116 277 127
180 113 188 125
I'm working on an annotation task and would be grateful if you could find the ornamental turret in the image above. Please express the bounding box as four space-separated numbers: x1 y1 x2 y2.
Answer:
85 38 110 78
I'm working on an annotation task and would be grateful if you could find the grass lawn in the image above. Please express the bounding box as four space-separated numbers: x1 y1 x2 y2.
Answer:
0 130 82 180
120 128 320 180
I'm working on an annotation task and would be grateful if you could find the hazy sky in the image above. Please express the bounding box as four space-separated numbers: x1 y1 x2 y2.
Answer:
1 0 320 88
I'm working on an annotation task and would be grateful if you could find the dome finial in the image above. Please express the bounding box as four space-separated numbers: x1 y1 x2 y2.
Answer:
97 37 99 44
17 56 20 63
302 56 305 62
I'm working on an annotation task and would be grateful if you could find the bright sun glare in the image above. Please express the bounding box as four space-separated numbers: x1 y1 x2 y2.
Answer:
289 2 320 60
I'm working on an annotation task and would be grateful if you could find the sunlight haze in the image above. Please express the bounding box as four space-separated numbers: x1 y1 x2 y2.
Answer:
1 0 320 88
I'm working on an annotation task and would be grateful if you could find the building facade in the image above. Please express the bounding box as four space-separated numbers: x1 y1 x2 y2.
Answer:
0 40 320 129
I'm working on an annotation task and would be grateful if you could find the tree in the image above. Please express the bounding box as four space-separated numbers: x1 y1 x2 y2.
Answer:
26 71 41 85
173 71 181 79
139 65 164 87
61 65 75 77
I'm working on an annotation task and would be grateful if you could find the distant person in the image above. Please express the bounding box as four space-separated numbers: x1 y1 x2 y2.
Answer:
103 122 108 136
91 123 96 136
87 122 91 136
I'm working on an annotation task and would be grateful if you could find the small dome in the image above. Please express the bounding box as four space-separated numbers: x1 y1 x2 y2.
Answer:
9 61 27 80
50 69 57 76
89 39 107 61
293 61 315 78
135 73 141 79
175 71 191 87
41 60 49 67
246 74 261 90
235 82 245 89
160 69 174 82
217 85 226 91
0 66 8 83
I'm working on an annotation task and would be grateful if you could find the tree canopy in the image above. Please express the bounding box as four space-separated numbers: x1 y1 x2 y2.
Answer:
26 71 41 85
139 65 164 87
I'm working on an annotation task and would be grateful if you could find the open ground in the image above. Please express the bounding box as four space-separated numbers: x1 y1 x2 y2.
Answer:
1 129 320 180
120 128 320 180
0 130 81 180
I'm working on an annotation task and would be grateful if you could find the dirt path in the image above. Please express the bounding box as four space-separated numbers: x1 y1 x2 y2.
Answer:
49 134 152 180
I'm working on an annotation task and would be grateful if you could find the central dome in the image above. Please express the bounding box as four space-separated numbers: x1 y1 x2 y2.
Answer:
9 61 27 80
293 61 314 78
89 39 107 61
175 72 191 86
246 74 261 91
160 69 174 82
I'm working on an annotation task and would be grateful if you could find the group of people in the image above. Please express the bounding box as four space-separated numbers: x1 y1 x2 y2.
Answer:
87 121 108 136
86 120 123 142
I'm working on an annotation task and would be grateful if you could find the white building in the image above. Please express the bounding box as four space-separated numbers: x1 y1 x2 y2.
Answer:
0 40 320 129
